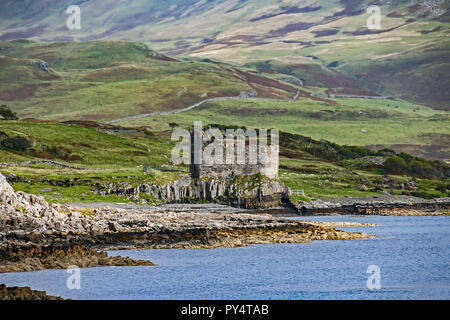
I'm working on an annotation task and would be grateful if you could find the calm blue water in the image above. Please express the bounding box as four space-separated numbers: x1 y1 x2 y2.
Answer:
0 216 448 300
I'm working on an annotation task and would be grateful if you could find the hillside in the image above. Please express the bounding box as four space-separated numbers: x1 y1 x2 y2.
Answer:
0 0 448 108
0 40 298 121
0 39 448 161
116 95 450 161
0 120 448 204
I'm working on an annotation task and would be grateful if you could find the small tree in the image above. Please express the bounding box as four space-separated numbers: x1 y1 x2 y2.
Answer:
1 136 32 151
384 156 407 174
0 105 18 120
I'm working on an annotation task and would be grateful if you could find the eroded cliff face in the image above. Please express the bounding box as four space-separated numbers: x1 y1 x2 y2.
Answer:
1 172 93 234
0 284 65 300
95 174 291 208
0 172 154 273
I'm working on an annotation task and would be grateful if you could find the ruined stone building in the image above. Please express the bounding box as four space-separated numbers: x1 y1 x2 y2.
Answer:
189 135 279 180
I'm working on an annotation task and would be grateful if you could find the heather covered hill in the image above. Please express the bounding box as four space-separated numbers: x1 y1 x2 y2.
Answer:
0 38 448 161
0 40 298 121
0 0 448 107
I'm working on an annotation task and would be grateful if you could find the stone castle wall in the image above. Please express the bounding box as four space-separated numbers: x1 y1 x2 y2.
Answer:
190 147 279 180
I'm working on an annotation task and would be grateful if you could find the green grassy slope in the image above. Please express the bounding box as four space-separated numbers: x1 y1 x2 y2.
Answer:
0 40 297 121
116 95 450 161
0 120 181 203
1 119 448 203
1 0 448 108
0 39 447 161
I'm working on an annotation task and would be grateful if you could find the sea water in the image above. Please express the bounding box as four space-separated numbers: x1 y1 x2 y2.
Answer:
0 216 448 300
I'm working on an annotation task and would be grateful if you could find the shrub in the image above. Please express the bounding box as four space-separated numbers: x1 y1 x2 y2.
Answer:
1 136 32 151
408 159 435 178
384 154 449 179
397 152 414 163
383 156 408 174
0 105 19 120
376 148 396 156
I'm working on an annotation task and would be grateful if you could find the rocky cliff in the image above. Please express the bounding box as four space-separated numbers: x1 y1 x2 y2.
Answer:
295 196 450 216
0 172 154 273
0 172 372 274
95 174 291 208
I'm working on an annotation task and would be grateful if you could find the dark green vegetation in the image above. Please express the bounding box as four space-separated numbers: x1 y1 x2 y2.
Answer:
0 105 18 120
0 120 448 203
383 153 449 179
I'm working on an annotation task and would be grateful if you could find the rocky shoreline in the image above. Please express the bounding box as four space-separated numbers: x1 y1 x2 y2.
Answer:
0 243 154 273
0 284 65 300
0 172 372 274
2 171 448 278
3 172 290 209
295 196 450 216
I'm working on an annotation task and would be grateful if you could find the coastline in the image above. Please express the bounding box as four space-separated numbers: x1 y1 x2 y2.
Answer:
0 284 65 300
0 204 373 273
1 172 448 278
294 195 450 216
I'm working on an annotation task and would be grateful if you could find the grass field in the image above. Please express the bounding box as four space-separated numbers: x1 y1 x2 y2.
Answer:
0 38 447 160
0 40 297 122
0 119 447 203
117 95 450 161
0 120 185 203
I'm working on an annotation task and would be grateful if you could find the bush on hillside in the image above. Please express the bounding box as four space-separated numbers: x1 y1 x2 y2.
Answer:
376 148 396 156
384 156 408 174
384 155 449 179
0 105 19 120
1 136 32 151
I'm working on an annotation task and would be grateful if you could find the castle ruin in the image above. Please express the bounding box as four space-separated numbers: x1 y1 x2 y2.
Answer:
189 129 279 180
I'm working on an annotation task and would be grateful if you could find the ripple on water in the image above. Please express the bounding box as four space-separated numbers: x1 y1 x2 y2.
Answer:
0 216 448 300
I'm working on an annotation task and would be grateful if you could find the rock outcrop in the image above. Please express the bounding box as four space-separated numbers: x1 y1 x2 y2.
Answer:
0 284 65 300
1 172 92 234
0 243 154 273
295 196 450 216
95 174 291 208
35 60 49 72
0 172 372 274
0 172 155 273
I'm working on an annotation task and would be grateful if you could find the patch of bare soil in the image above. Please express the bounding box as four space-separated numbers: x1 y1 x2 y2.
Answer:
0 84 41 100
